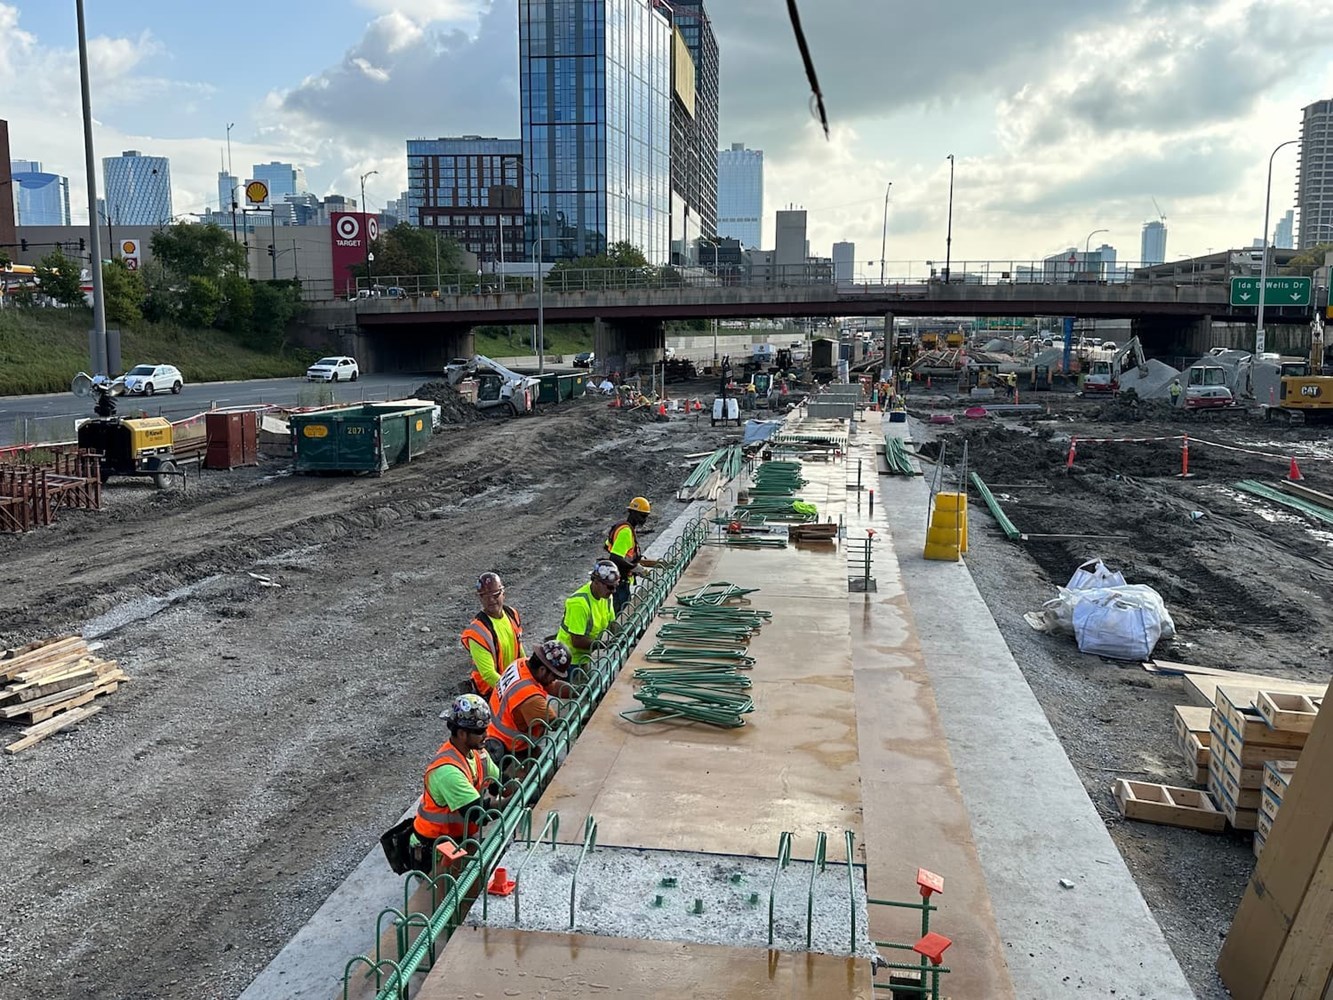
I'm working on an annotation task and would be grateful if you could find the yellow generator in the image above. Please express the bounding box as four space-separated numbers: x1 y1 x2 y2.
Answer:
76 417 193 488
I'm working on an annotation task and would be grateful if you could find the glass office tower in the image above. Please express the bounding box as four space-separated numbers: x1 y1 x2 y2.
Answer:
103 150 172 226
717 142 763 249
519 0 673 263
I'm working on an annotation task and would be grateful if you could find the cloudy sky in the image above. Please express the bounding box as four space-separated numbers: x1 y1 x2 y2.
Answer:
5 0 1333 276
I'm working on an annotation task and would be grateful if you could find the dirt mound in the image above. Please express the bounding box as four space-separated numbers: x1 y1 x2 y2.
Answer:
412 380 484 424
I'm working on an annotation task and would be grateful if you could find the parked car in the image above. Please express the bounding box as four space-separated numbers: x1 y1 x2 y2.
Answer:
122 363 183 395
1102 341 1118 352
573 351 595 369
306 356 360 382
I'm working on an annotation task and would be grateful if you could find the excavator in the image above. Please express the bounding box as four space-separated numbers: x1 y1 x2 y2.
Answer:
1264 311 1333 424
1083 337 1147 395
443 355 541 415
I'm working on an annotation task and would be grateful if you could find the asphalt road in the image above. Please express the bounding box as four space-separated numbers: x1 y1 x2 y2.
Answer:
0 373 432 448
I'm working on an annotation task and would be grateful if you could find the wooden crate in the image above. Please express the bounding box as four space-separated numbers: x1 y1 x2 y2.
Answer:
1112 779 1227 833
1216 689 1310 751
1256 690 1319 734
1173 704 1212 746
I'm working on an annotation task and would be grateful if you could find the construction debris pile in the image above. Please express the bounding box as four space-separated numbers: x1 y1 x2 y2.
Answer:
411 381 486 425
0 636 126 753
1030 558 1175 661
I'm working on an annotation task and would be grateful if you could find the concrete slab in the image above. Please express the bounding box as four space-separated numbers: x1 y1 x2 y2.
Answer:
416 926 874 999
875 414 1194 998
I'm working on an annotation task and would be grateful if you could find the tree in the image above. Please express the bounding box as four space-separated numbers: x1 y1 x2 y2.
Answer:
218 273 254 334
179 276 223 328
34 249 86 307
150 222 246 282
1283 243 1333 271
349 224 466 283
0 250 10 269
549 240 650 274
250 280 303 349
101 259 146 324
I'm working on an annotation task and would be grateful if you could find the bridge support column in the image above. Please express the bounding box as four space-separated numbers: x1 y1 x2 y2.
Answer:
883 312 894 375
593 317 666 378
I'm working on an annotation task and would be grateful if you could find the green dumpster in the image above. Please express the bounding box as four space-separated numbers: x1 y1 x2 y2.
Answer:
290 402 436 474
557 372 586 401
536 373 560 404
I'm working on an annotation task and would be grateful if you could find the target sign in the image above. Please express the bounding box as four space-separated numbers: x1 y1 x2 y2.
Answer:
366 216 379 242
336 215 361 241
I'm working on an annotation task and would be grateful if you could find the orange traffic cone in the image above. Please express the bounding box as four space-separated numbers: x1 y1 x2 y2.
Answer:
613 394 622 409
487 866 516 896
658 401 667 417
1289 457 1305 482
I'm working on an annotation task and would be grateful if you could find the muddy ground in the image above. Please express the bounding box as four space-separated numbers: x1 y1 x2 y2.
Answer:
917 391 1333 998
0 394 733 1000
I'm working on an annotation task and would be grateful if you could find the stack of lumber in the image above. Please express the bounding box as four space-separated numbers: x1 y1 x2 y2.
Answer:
1207 686 1318 832
0 635 125 753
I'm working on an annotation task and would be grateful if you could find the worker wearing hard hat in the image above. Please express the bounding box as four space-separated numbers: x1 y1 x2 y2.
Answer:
557 561 620 671
485 639 574 770
604 496 662 614
459 572 525 699
394 693 500 873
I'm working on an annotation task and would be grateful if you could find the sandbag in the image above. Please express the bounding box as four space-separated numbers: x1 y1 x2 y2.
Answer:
1067 558 1126 591
1072 595 1163 661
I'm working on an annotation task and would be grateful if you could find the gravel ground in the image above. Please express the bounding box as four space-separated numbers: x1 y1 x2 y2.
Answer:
916 394 1333 999
0 395 735 1000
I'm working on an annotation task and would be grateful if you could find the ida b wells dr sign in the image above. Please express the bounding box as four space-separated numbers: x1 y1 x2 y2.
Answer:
331 212 378 298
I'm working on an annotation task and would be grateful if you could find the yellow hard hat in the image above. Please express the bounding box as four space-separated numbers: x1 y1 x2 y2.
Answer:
628 496 651 514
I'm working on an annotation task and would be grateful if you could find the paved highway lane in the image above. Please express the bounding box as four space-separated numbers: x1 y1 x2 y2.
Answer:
0 374 432 448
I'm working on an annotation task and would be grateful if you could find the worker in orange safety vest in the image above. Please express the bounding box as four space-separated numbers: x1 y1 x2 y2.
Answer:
604 497 662 615
484 639 573 769
459 572 524 699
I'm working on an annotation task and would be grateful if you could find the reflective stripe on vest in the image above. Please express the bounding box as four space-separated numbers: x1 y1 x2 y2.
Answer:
488 659 545 750
605 522 638 564
415 742 487 842
461 606 523 660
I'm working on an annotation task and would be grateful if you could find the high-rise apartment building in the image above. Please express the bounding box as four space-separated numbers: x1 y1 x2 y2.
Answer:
717 143 763 249
1274 209 1295 250
519 0 673 263
1140 220 1166 265
406 137 525 262
251 161 308 202
10 160 71 226
103 150 172 226
1297 99 1333 249
666 1 719 260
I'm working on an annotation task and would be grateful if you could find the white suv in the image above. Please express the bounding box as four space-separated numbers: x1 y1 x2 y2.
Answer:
122 364 183 395
306 356 360 382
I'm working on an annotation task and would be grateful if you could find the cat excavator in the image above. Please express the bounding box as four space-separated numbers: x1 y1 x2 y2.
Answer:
1264 311 1333 424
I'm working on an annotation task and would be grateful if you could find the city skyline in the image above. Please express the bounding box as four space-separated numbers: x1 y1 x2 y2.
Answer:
5 1 1333 269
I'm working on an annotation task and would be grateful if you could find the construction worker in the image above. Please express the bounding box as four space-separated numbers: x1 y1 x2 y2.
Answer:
485 639 573 768
1169 379 1183 408
605 497 662 614
459 572 524 699
557 561 620 671
408 693 500 871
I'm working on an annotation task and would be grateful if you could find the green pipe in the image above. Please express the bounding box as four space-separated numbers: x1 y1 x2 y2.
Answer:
767 831 794 947
569 815 598 929
806 830 827 949
969 472 1021 541
883 435 921 476
1235 479 1333 525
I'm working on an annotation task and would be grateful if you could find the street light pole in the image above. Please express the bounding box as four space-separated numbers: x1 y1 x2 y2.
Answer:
359 169 378 288
1084 228 1109 277
76 0 108 375
226 122 238 248
1258 139 1300 356
880 181 892 285
517 161 545 374
944 155 955 282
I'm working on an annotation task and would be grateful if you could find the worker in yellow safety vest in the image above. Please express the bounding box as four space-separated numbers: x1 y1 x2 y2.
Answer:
604 496 662 614
557 561 620 670
459 572 525 699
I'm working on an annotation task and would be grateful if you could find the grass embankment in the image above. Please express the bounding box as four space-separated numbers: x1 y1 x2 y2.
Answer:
0 308 313 396
473 324 593 358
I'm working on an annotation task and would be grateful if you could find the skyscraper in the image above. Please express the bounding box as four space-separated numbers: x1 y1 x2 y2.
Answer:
519 0 673 263
11 160 71 226
218 170 238 214
251 161 308 202
717 143 763 248
832 241 855 283
103 150 172 226
1297 99 1333 249
407 137 525 262
666 1 719 260
1140 220 1166 265
1274 209 1295 250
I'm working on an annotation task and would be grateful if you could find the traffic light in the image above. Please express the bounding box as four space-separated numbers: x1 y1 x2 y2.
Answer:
267 244 274 257
55 241 63 252
19 239 26 252
79 238 86 252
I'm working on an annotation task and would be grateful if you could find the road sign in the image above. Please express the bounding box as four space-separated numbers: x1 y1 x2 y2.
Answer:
1230 276 1311 307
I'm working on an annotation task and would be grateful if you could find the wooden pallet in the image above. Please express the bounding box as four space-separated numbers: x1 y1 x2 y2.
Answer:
1112 779 1227 832
0 636 125 752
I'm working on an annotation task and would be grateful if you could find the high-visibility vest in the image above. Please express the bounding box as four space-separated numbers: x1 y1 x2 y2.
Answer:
413 740 487 844
460 605 523 697
605 521 639 575
557 583 613 666
486 657 547 754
